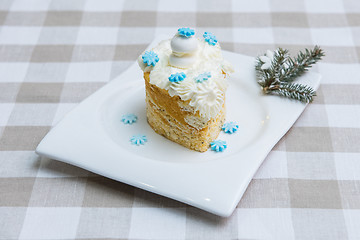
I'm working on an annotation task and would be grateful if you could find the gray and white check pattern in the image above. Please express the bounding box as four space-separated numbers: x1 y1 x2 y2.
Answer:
0 0 360 239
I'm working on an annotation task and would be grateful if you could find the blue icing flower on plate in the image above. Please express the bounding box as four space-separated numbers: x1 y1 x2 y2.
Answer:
222 122 239 134
178 27 195 38
195 72 211 83
142 51 159 67
169 72 186 83
121 114 138 124
203 32 218 46
210 140 227 152
130 134 147 145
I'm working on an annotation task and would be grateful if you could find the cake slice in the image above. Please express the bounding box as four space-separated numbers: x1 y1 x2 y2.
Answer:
138 28 233 152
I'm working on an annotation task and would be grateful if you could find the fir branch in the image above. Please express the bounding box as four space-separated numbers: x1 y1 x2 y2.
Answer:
278 45 325 82
265 83 317 103
255 48 289 88
255 46 324 103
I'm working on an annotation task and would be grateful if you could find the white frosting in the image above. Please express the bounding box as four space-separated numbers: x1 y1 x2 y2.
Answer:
171 34 198 54
189 82 224 119
137 37 234 120
169 34 198 68
169 54 197 69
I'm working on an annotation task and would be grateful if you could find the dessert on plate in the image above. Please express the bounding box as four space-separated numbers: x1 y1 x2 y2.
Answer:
137 28 234 152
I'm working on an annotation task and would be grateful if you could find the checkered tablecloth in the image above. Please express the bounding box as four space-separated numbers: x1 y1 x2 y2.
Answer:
1 0 360 239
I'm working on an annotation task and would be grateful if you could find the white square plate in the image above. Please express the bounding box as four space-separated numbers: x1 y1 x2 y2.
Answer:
36 36 321 217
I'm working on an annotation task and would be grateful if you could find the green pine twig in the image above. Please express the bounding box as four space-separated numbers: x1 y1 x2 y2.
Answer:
256 46 324 103
279 46 325 83
264 83 317 103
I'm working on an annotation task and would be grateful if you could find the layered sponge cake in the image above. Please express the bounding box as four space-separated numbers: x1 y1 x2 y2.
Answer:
137 28 233 152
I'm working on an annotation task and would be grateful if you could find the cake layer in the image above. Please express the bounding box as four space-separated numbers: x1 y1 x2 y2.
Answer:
144 72 225 152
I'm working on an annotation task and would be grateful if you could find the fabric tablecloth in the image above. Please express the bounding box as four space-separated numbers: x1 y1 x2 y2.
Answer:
1 0 360 239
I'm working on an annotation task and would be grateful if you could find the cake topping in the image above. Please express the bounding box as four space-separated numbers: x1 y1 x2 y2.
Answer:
195 72 211 83
203 32 218 46
171 35 198 54
177 27 195 38
169 28 198 69
222 122 239 134
130 135 147 145
210 140 227 152
121 114 138 124
169 72 186 83
142 51 159 67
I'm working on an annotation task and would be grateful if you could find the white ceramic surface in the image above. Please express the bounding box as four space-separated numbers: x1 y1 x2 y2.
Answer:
36 36 321 217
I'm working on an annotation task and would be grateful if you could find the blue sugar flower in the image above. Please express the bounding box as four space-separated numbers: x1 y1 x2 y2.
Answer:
121 114 138 124
142 51 159 67
169 72 186 83
178 27 195 38
210 140 227 152
222 122 239 134
203 32 218 46
130 134 147 146
195 72 212 83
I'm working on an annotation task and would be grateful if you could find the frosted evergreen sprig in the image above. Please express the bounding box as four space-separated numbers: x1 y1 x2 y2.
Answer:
255 46 324 103
267 83 316 104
